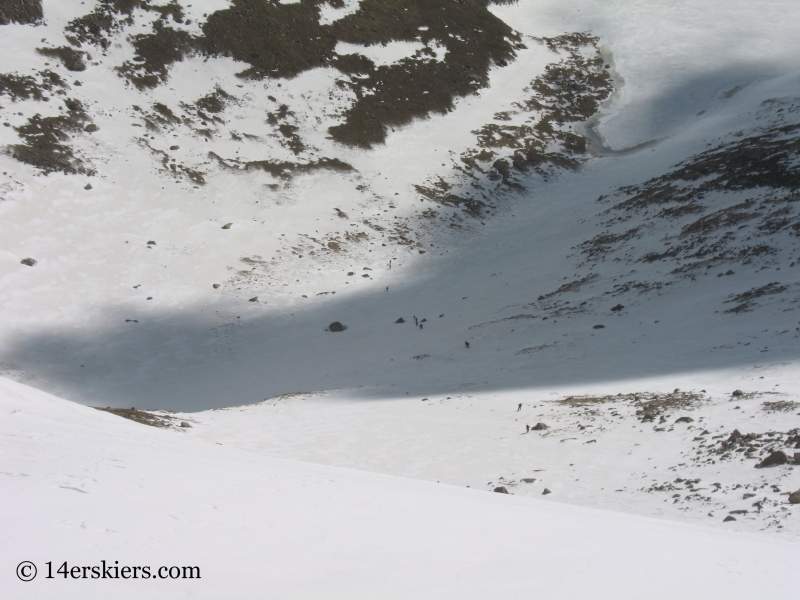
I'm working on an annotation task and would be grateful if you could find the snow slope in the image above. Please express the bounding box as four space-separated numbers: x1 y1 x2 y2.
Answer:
2 0 800 592
3 376 799 599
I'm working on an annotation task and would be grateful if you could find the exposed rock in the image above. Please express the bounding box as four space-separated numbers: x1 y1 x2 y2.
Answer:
395 317 405 323
20 257 37 267
221 223 232 229
147 240 156 245
755 450 788 469
675 416 694 423
723 516 736 522
84 183 92 190
493 486 509 494
212 284 220 289
520 478 536 483
328 321 345 332
179 421 192 428
249 296 258 302
732 389 744 397
531 422 549 430
610 304 624 312
542 488 552 495
84 123 98 132
593 324 605 329
789 489 800 505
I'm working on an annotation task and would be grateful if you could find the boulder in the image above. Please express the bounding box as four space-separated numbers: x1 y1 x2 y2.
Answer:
542 488 552 495
328 321 345 332
788 489 800 505
20 257 37 267
493 486 509 494
395 317 405 323
531 422 549 431
755 450 788 469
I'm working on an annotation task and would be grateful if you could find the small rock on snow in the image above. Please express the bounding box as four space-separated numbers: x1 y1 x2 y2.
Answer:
20 258 37 267
493 486 509 494
328 322 345 332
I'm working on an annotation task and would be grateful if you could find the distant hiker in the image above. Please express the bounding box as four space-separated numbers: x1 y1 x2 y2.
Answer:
526 424 530 433
517 403 522 412
419 323 423 329
465 341 470 348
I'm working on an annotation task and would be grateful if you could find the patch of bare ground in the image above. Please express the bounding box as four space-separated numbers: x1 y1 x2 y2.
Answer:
697 427 800 465
412 33 613 217
8 98 96 174
93 406 177 428
66 0 183 50
209 152 353 181
0 0 42 25
327 0 522 147
536 273 599 301
0 70 64 102
515 342 557 355
636 391 707 422
118 20 194 89
761 400 799 413
143 141 205 185
723 282 788 313
36 47 87 72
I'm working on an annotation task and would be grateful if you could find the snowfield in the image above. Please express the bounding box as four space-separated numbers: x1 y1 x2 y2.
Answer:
2 0 800 596
3 377 799 599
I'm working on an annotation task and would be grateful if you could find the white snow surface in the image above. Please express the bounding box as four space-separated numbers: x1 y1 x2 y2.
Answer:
2 0 800 595
2 376 799 599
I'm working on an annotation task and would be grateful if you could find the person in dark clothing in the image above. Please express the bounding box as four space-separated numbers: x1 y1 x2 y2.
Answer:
464 341 470 348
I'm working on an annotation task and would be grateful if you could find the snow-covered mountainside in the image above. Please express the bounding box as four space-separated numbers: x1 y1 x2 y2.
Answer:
3 377 800 599
2 0 800 595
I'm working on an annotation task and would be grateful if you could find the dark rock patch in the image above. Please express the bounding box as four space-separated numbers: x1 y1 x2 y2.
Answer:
0 0 43 25
755 450 788 469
